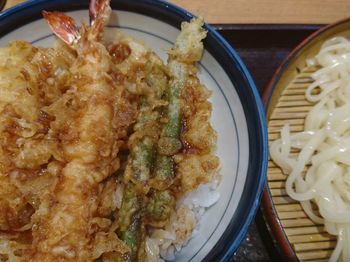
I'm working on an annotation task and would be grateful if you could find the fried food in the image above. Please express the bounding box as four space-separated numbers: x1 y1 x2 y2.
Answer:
31 2 136 260
0 1 219 261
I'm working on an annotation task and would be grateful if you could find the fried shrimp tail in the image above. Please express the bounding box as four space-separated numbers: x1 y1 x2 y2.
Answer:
89 0 111 40
42 11 80 45
89 0 111 25
43 0 111 46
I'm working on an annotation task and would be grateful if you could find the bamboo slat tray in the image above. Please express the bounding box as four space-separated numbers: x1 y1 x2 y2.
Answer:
262 18 350 261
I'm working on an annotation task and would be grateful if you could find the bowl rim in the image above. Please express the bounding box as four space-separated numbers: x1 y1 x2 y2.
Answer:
0 0 268 260
261 16 350 261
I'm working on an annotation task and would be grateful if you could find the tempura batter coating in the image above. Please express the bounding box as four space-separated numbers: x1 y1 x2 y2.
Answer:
0 6 220 262
29 5 136 261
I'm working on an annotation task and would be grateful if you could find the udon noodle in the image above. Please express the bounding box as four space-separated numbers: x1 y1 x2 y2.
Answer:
270 36 350 262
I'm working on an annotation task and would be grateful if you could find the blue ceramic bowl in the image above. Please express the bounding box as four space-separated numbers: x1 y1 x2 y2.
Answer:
0 0 268 261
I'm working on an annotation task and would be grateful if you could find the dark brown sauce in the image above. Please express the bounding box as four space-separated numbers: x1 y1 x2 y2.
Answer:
109 70 126 85
3 202 34 231
180 117 199 154
108 43 131 64
37 110 55 134
17 203 35 229
181 140 199 154
20 69 31 82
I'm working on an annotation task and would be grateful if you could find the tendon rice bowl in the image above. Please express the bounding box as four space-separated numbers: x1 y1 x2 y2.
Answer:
0 1 221 261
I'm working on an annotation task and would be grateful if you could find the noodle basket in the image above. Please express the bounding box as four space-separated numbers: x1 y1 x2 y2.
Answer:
263 18 350 261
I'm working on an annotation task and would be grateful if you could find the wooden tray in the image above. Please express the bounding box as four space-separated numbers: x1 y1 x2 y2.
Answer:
259 19 350 261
